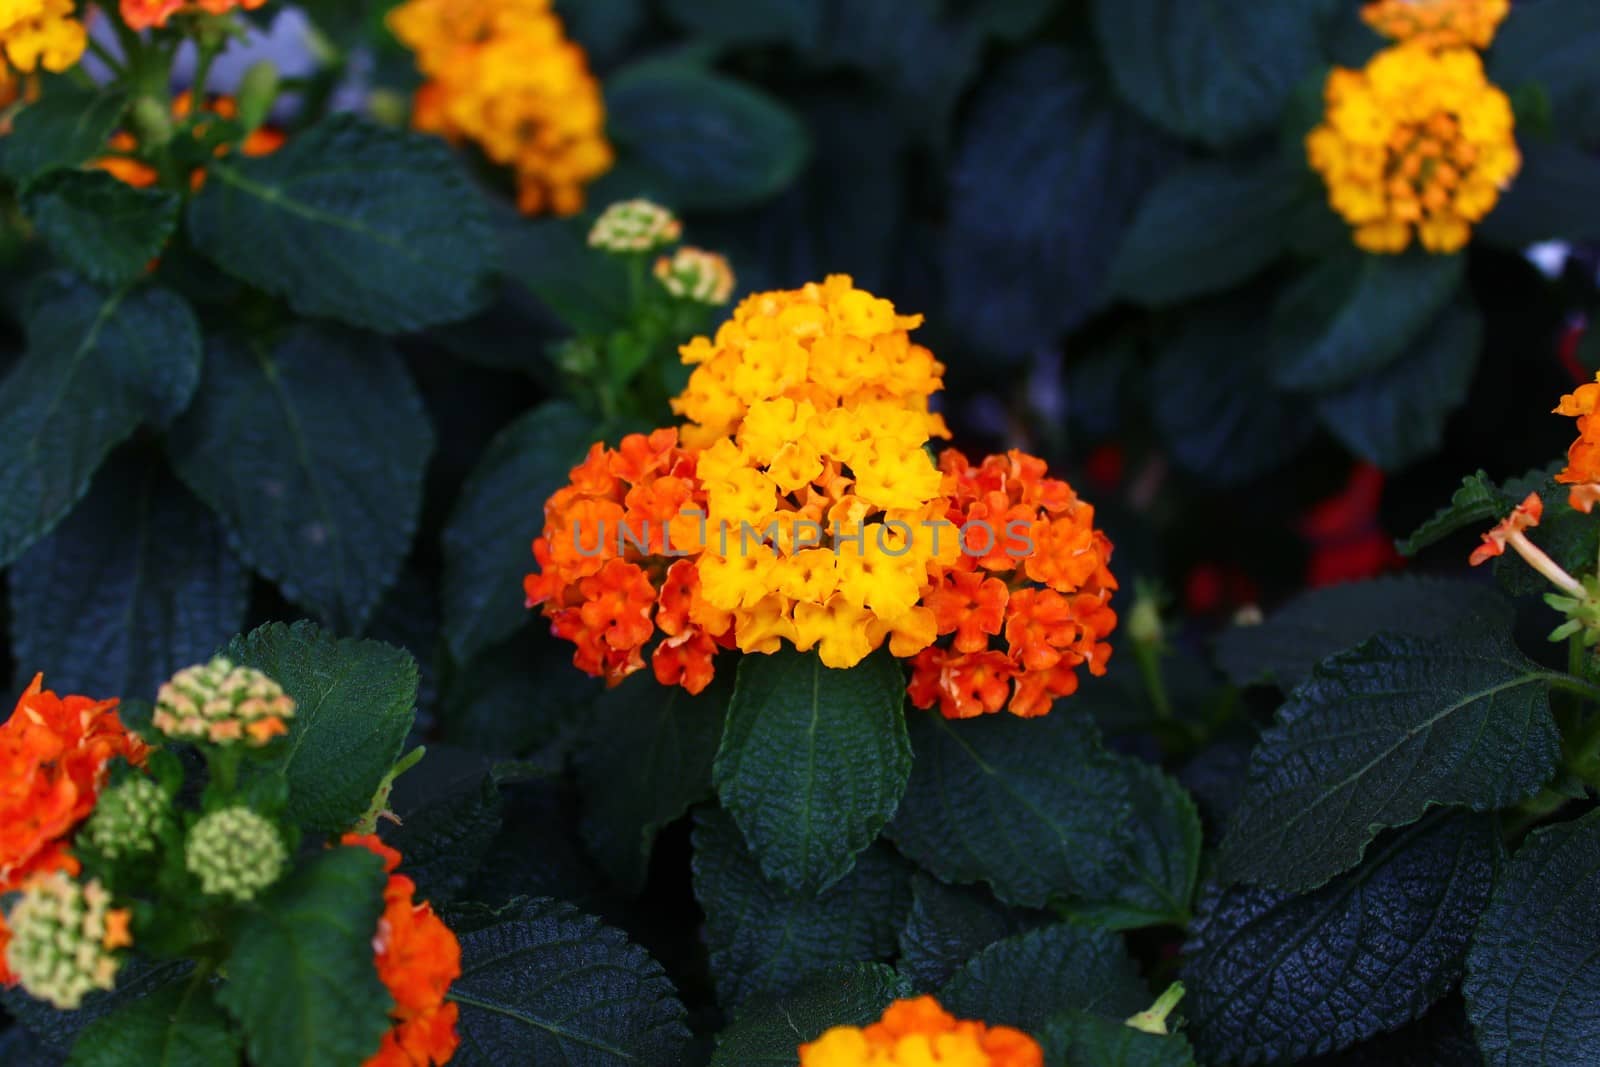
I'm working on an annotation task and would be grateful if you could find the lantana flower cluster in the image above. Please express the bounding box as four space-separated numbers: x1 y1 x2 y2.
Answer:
388 0 613 216
527 273 1119 718
799 996 1043 1067
1307 0 1519 255
96 92 287 191
120 0 268 31
0 1 85 88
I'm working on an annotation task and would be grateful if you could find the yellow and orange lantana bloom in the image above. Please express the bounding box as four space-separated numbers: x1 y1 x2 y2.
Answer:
800 996 1044 1067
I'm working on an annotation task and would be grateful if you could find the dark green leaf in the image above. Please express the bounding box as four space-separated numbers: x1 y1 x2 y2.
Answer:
1464 808 1600 1066
886 711 1133 908
939 924 1148 1031
168 327 432 631
381 748 503 906
555 0 644 64
227 621 417 835
1149 301 1315 486
710 964 911 1067
1314 302 1482 471
67 980 239 1067
497 217 631 336
439 627 600 757
1039 1011 1198 1067
1110 157 1299 306
659 0 820 47
714 648 910 893
0 87 127 185
1092 0 1323 146
9 450 248 700
1269 252 1464 391
447 897 691 1067
693 806 912 1008
1477 140 1600 248
216 848 391 1067
1186 813 1495 1063
187 115 495 331
0 274 201 566
24 171 178 286
441 400 597 661
944 46 1175 361
2 957 192 1056
605 61 809 211
1213 577 1513 690
897 874 1049 991
1068 757 1202 930
1219 631 1560 891
576 670 732 893
0 1028 62 1067
1490 0 1600 140
1300 996 1480 1066
1398 471 1508 555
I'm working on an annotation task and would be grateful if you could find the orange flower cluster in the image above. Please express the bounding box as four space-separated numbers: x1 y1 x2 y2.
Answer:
120 0 268 30
799 996 1043 1067
388 0 613 216
1557 373 1600 514
0 675 148 983
1362 0 1510 50
908 450 1117 719
524 428 733 693
344 835 461 1067
95 92 285 191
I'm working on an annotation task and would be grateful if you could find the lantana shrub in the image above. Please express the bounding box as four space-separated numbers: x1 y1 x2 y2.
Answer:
0 1 1599 1065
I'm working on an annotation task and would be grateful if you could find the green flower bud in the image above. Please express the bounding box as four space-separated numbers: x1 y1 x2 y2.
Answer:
1126 982 1185 1036
654 246 735 305
235 60 281 134
83 776 167 860
130 95 174 148
4 872 130 1010
588 199 681 253
153 656 295 747
184 807 287 902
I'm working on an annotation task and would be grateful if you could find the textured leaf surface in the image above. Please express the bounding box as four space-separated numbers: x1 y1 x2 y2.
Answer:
576 671 732 892
1269 252 1464 391
217 848 391 1067
1313 303 1482 471
1399 471 1507 555
25 171 178 286
1069 757 1202 930
0 87 127 184
1110 157 1299 306
1213 577 1513 690
68 981 239 1067
939 924 1148 1031
944 46 1173 361
710 964 911 1067
9 450 248 699
441 400 597 661
168 327 432 631
1464 808 1600 1065
897 874 1049 991
1187 814 1495 1064
605 60 809 211
1039 1012 1198 1067
693 807 911 1008
0 275 200 566
887 711 1134 908
1092 0 1323 145
187 115 494 331
227 621 417 834
1149 302 1314 486
715 648 910 893
1220 631 1559 890
447 897 690 1066
2 956 192 1055
383 749 503 906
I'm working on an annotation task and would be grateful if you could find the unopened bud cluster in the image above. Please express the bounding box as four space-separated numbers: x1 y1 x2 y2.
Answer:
4 873 130 1010
184 807 287 902
655 247 735 305
153 656 295 747
588 199 682 253
83 776 167 860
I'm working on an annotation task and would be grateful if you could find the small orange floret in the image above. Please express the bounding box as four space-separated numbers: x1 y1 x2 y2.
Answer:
1469 492 1543 566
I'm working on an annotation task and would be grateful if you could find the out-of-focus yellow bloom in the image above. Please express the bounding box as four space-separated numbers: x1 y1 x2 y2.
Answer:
388 0 613 216
800 996 1043 1067
1306 44 1520 254
0 0 84 78
1362 0 1509 51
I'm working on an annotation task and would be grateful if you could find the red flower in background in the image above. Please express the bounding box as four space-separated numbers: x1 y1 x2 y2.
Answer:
1300 463 1404 587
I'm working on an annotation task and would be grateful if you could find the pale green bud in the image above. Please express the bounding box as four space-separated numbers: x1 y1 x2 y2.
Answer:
83 776 167 860
184 807 286 902
153 656 295 747
4 873 130 1010
588 199 681 253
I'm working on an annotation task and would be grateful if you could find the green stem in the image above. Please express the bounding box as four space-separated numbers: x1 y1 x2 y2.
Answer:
85 35 126 76
1545 672 1600 705
1133 640 1174 722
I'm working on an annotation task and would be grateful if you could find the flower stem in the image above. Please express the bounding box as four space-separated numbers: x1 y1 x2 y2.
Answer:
1509 530 1586 598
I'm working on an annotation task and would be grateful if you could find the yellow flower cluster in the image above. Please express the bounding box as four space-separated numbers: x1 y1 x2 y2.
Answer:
668 276 953 668
1362 0 1509 50
1306 44 1520 254
388 0 613 216
0 0 84 84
